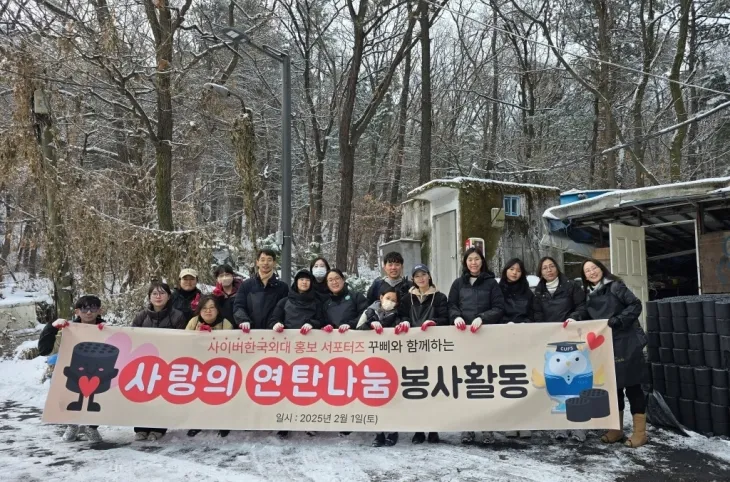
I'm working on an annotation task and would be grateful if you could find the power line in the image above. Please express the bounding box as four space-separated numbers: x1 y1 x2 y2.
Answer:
423 0 730 97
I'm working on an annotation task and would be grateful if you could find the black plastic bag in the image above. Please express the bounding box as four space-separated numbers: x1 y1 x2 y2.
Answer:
646 390 689 436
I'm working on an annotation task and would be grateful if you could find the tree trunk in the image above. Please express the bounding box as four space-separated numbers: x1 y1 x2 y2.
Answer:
593 0 617 188
419 0 432 185
488 9 499 172
686 1 699 179
669 0 690 181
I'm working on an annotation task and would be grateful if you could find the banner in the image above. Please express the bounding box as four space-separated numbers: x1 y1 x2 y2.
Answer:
42 321 619 431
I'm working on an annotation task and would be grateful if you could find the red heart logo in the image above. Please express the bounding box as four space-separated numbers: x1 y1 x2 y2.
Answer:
587 332 605 351
78 376 101 398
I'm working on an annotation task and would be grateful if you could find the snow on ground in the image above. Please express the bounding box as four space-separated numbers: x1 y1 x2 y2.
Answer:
0 276 53 307
1 357 730 482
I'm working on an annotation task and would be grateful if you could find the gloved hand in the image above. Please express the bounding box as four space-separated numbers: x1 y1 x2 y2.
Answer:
470 317 483 333
563 318 576 328
97 323 105 331
371 321 383 335
199 324 212 332
338 324 350 334
607 317 620 328
421 320 437 331
507 321 514 325
394 321 410 335
240 322 251 333
300 323 313 335
322 325 334 333
273 322 285 333
454 317 466 331
52 319 70 329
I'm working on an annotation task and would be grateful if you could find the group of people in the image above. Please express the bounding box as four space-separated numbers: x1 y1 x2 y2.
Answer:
38 247 647 450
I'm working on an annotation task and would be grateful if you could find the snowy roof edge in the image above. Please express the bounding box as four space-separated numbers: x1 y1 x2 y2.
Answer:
544 176 730 220
407 177 560 198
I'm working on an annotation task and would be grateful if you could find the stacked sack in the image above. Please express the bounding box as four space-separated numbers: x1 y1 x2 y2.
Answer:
646 296 730 436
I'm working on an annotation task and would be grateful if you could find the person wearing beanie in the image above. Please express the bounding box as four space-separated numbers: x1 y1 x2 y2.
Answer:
309 257 331 298
268 269 324 439
171 268 202 323
400 264 448 445
211 264 243 324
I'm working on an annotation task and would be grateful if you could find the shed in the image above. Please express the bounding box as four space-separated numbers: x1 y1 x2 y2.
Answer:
399 177 561 288
542 177 730 323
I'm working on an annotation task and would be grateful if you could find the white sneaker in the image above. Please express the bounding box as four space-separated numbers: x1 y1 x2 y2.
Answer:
62 425 80 442
85 426 102 443
134 431 149 441
519 430 532 439
147 431 164 441
504 431 519 438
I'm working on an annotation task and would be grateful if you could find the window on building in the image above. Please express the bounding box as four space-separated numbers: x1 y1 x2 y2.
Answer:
504 195 521 217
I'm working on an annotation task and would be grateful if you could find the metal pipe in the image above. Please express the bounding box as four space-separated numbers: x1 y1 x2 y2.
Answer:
280 52 292 285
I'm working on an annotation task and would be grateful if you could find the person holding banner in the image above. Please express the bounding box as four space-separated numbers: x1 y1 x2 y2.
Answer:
357 285 403 447
38 295 107 443
447 247 505 444
400 263 448 444
533 256 586 442
322 268 368 333
233 249 289 333
131 282 186 441
569 259 647 449
498 258 534 439
310 257 331 298
366 251 412 305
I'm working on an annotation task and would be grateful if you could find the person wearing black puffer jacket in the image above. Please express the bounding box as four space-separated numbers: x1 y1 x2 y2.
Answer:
322 269 368 333
400 263 448 445
233 249 289 333
571 258 647 449
533 256 585 324
499 258 534 324
310 257 331 299
448 247 505 445
131 282 186 442
170 268 202 324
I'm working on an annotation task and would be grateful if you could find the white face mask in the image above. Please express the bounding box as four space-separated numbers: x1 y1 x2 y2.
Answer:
312 267 327 279
381 299 396 311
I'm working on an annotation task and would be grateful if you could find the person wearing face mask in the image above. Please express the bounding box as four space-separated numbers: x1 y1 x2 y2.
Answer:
448 247 505 445
533 256 586 442
366 251 412 305
399 264 448 444
171 268 202 323
498 258 534 439
322 269 368 333
233 249 289 333
309 257 331 298
357 285 403 447
568 258 647 449
211 264 242 325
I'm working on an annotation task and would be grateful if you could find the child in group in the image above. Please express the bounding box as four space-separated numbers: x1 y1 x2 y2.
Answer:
38 295 107 443
357 285 406 447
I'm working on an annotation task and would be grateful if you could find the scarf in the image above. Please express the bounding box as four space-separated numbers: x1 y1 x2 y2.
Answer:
588 279 606 297
546 277 560 295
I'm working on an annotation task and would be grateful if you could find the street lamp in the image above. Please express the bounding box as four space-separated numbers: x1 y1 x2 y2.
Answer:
203 82 248 112
219 26 292 285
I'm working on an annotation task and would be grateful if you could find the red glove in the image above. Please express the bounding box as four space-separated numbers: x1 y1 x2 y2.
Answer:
421 320 437 331
322 325 334 333
52 319 70 330
199 324 212 332
563 318 576 328
300 323 313 335
273 322 285 333
240 322 251 333
371 321 383 335
394 321 410 335
97 323 105 331
338 325 350 334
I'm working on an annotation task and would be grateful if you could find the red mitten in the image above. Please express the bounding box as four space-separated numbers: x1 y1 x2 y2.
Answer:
421 320 437 331
199 324 212 332
395 321 410 335
338 325 350 334
97 323 105 331
322 325 334 333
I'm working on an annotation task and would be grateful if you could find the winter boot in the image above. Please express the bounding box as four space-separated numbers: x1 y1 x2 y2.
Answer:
412 432 426 444
601 411 625 444
461 431 475 444
372 432 386 447
305 431 316 436
85 426 102 443
218 430 230 437
427 432 440 443
187 429 201 437
62 425 80 442
384 432 399 446
134 431 149 441
277 431 289 439
504 431 518 438
625 413 648 448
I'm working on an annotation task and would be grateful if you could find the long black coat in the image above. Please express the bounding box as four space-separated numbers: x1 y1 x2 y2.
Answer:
447 272 505 324
533 275 585 324
366 278 413 305
400 287 449 327
233 274 289 329
132 304 186 330
171 288 201 323
268 288 323 330
323 288 368 329
575 279 646 389
499 282 535 323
